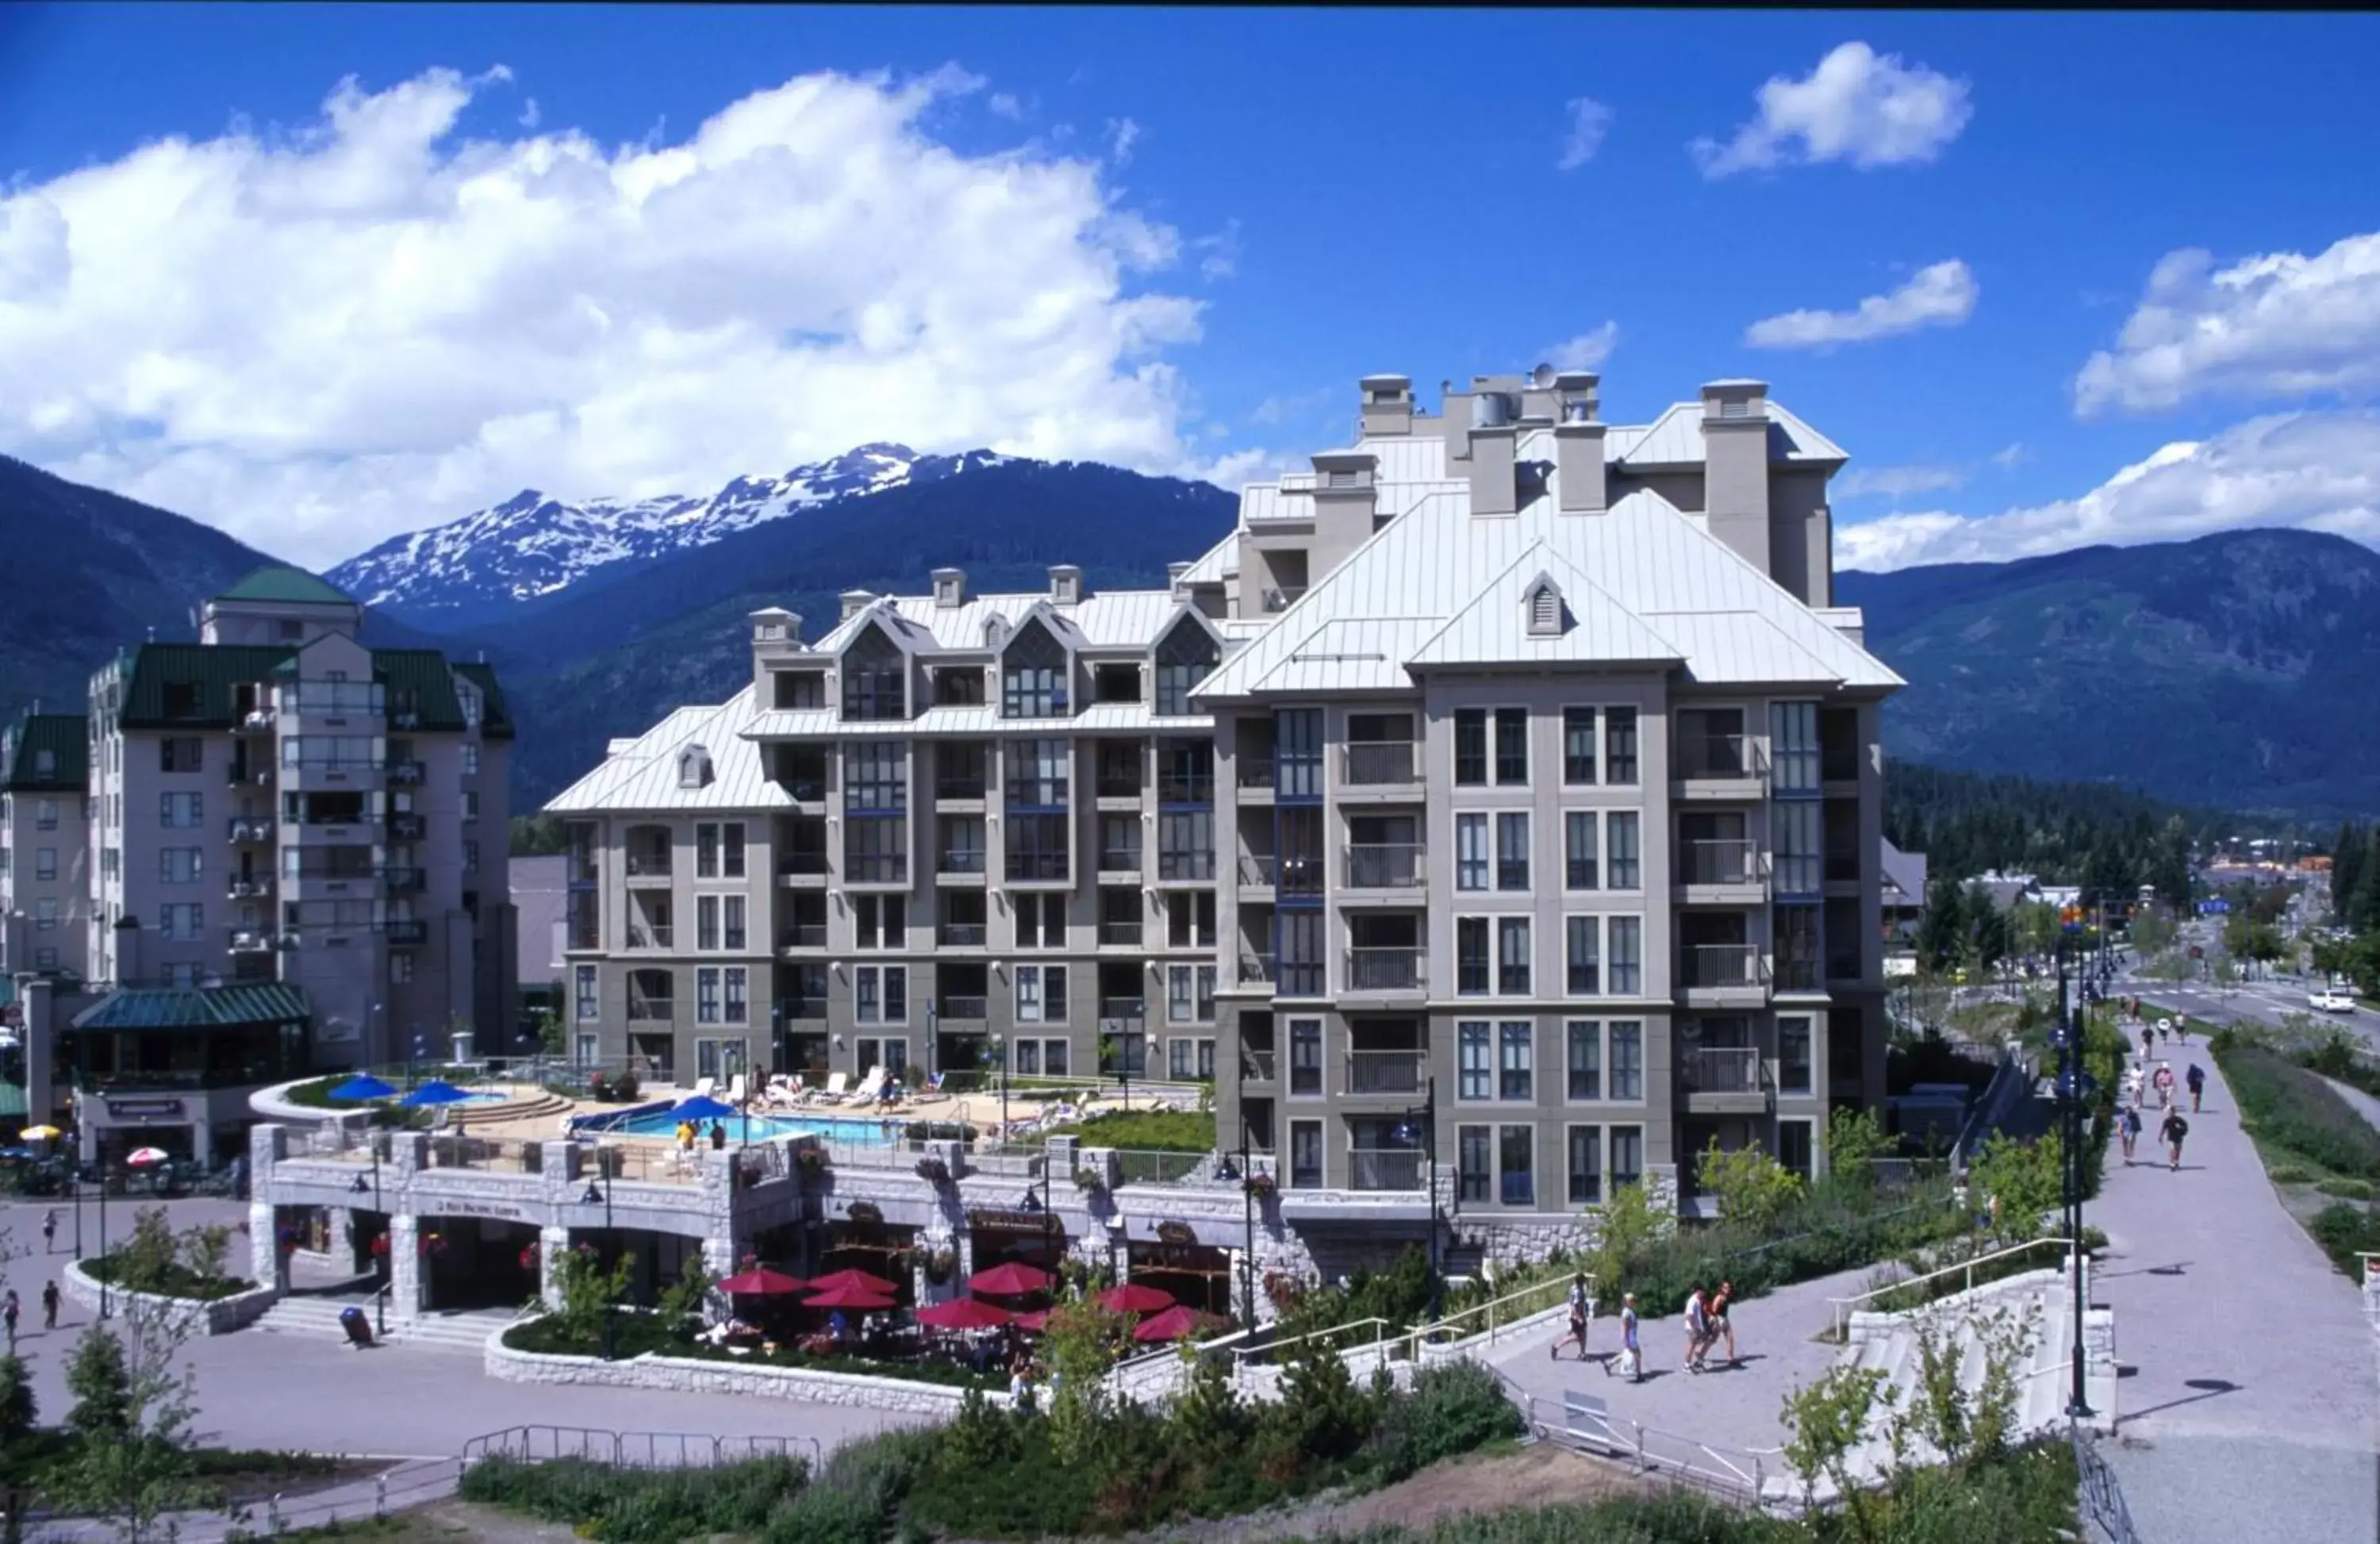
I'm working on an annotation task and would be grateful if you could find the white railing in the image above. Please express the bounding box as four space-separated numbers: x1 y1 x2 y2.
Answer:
1526 1394 1785 1510
1825 1236 2075 1342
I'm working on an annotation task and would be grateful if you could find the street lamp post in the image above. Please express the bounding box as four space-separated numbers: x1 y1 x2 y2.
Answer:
97 1162 110 1320
991 1035 1009 1142
2055 934 2094 1421
582 1178 617 1361
349 1139 387 1338
1238 1117 1255 1328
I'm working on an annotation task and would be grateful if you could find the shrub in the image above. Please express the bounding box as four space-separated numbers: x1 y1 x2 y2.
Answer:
2317 1177 2376 1200
2269 1164 2315 1185
2309 1202 2380 1281
1360 1362 1522 1484
1697 1140 1805 1233
2217 1043 2380 1181
458 1454 808 1544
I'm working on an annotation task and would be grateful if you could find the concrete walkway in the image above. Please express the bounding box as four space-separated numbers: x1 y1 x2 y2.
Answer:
2089 1046 2380 1544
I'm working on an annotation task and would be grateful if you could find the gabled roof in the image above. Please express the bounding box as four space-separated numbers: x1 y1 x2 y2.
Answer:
1610 401 1848 468
1407 545 1686 671
544 687 790 814
213 567 356 607
110 644 502 733
71 982 311 1031
810 588 1184 656
2 713 88 791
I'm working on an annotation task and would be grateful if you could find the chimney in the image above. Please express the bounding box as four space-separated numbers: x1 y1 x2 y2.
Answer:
113 913 142 986
839 589 875 622
1311 451 1378 575
1553 371 1606 515
1166 561 1193 599
1358 374 1414 438
1048 565 1084 606
931 568 967 609
1699 380 1772 575
1465 378 1518 518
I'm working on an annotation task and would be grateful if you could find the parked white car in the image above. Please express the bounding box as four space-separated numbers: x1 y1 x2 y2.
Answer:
2309 988 2359 1013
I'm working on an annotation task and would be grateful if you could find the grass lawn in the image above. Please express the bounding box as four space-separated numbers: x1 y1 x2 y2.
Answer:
1038 1107 1215 1153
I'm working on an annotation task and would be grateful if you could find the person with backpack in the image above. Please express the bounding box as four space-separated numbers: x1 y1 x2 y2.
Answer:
1708 1280 1738 1369
1615 1292 1641 1382
39 1280 58 1331
2186 1063 2206 1112
2118 1104 2143 1164
1683 1285 1710 1373
1553 1272 1591 1362
2160 1108 2190 1171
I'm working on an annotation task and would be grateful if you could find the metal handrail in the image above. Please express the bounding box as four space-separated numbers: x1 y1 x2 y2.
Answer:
1825 1235 2075 1341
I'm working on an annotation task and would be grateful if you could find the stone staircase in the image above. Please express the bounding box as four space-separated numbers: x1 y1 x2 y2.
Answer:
250 1294 512 1354
451 1091 574 1129
1830 1266 2114 1490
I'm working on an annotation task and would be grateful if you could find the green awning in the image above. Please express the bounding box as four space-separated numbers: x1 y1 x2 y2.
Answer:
71 983 311 1032
0 1085 26 1119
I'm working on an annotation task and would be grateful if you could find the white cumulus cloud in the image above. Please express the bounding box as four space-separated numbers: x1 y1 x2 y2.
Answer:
1835 411 2380 571
2073 229 2380 417
1557 97 1614 171
1541 322 1619 371
0 65 1223 567
1693 42 1971 178
1745 260 1977 349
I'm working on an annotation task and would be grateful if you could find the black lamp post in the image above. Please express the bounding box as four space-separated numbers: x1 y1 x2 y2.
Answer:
348 1140 387 1338
2054 934 2094 1421
1238 1117 1255 1328
582 1178 617 1361
97 1159 110 1320
1392 1078 1441 1323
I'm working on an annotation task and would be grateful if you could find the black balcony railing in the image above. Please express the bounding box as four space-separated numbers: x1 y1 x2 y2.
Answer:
780 924 827 949
1095 775 1143 799
1680 839 1762 886
628 925 674 950
1240 1048 1276 1081
1345 947 1425 992
1005 853 1069 882
1158 774 1214 805
938 924 986 947
1237 759 1276 790
777 851 828 876
846 855 908 884
935 778 988 801
1348 1149 1426 1192
1098 997 1146 1023
1342 742 1418 785
1098 847 1142 874
624 855 672 878
1157 851 1215 881
1675 735 1768 782
628 998 674 1023
1344 1050 1424 1096
1682 944 1764 989
938 849 987 874
1345 843 1424 888
937 997 989 1022
1683 1045 1764 1094
1238 951 1275 985
1277 855 1325 897
1097 922 1142 947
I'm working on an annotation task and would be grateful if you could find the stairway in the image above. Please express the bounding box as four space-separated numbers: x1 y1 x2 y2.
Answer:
451 1092 574 1129
249 1294 511 1354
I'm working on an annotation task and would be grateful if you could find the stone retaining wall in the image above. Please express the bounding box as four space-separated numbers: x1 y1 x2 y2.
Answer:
60 1260 278 1336
486 1321 1001 1416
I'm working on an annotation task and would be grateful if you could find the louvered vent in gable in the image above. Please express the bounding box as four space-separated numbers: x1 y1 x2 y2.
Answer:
678 743 715 789
1526 578 1564 638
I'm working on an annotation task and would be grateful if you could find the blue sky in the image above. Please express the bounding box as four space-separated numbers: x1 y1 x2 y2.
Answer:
4 6 2377 570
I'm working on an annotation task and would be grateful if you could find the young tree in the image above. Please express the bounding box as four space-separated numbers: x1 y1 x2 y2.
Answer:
1779 1363 1893 1537
55 1292 204 1544
0 1354 39 1544
1697 1139 1804 1234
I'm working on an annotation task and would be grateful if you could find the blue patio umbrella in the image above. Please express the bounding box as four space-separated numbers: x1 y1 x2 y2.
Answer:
672 1095 737 1123
330 1074 398 1102
400 1079 476 1109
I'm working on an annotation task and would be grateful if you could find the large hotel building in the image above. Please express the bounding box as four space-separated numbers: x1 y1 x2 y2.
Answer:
546 370 1902 1234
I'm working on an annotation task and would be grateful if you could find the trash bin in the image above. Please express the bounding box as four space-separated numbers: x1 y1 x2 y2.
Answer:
339 1305 374 1349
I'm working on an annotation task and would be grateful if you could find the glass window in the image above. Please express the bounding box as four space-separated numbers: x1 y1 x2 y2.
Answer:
724 968 748 1024
1455 813 1488 891
1566 1020 1602 1100
1457 917 1490 995
1275 709 1324 798
1771 701 1821 793
840 628 908 720
724 896 746 951
1002 623 1069 717
1494 708 1529 785
1290 1121 1324 1189
1564 916 1599 996
1779 1119 1814 1181
1774 802 1822 897
1499 1021 1533 1101
576 965 598 1022
1610 1125 1644 1189
1458 1126 1491 1204
697 824 720 877
696 968 721 1024
1607 918 1641 995
843 743 908 811
1453 710 1488 785
1006 739 1071 807
1609 1022 1643 1100
697 896 720 950
1289 1019 1323 1097
1564 812 1598 890
723 824 747 878
1457 1021 1491 1100
1568 1126 1603 1204
1604 708 1638 785
1779 1016 1814 1094
1495 812 1530 891
1561 708 1597 785
1605 812 1640 889
1499 1125 1534 1205
1497 917 1531 996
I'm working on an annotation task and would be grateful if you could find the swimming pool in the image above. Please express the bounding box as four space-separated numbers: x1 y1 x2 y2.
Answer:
590 1108 907 1146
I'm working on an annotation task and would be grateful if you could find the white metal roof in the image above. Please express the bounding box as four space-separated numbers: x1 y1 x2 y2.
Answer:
1179 529 1239 586
735 701 1215 742
545 689 790 814
1406 544 1687 671
1611 400 1847 467
810 586 1187 655
1250 618 1446 694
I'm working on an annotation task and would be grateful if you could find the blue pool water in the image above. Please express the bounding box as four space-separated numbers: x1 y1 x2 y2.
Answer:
594 1108 904 1146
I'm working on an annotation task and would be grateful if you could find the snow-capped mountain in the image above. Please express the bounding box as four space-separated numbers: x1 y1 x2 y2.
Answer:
327 443 1010 628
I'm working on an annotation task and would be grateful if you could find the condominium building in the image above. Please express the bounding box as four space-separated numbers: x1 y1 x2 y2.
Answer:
549 370 1902 1237
0 712 94 981
63 567 519 1071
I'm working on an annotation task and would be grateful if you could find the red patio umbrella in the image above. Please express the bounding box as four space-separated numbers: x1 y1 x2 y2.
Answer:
808 1268 900 1296
967 1262 1053 1297
806 1283 898 1311
916 1297 1013 1331
1012 1309 1051 1333
1099 1282 1175 1315
1131 1304 1225 1343
716 1268 806 1296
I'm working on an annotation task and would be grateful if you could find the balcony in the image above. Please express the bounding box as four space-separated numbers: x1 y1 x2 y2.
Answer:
1240 1047 1276 1083
1157 774 1214 805
936 997 989 1024
1276 855 1325 897
1237 759 1276 791
1347 1149 1426 1192
777 851 828 878
1344 843 1424 889
1097 847 1142 877
1775 957 1823 993
1682 1044 1770 1113
381 866 427 893
1673 735 1768 792
938 848 987 876
1098 997 1146 1025
227 818 274 843
1094 774 1142 800
1261 586 1307 613
1238 951 1276 987
239 709 276 732
1345 947 1426 993
1342 741 1418 787
1157 851 1215 882
625 855 673 881
1678 839 1768 901
1344 1050 1425 1097
1096 920 1142 947
390 814 426 841
627 998 674 1024
1681 944 1768 1004
935 778 988 802
1004 853 1069 883
225 877 271 900
846 855 908 885
1237 853 1276 888
227 929 278 954
628 925 674 950
781 924 828 950
386 920 428 947
386 760 425 785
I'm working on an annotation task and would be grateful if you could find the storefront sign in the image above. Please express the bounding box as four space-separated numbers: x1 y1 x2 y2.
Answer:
844 1200 885 1227
432 1199 529 1223
104 1097 185 1120
316 1018 361 1046
1154 1220 1198 1246
968 1209 1057 1232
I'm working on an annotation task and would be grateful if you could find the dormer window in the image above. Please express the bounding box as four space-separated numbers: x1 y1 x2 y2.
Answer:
1526 580 1564 638
1002 620 1069 719
840 625 908 722
1154 620 1221 715
678 744 715 789
33 750 54 775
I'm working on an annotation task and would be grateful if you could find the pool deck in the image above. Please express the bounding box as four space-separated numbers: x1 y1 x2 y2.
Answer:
448 1081 1154 1148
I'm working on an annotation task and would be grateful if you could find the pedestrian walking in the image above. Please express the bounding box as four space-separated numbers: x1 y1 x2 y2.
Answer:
1683 1285 1710 1373
3 1291 18 1350
2141 1027 2155 1060
1554 1272 1591 1361
40 1280 58 1331
2160 1108 2190 1171
2175 1014 2189 1044
1709 1279 1738 1368
2186 1062 2205 1112
1616 1292 1641 1382
2118 1104 2141 1164
40 1210 56 1255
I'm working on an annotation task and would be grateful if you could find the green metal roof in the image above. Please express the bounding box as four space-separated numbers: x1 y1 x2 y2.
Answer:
214 567 356 607
454 661 516 740
1 714 88 791
114 644 502 735
70 982 311 1032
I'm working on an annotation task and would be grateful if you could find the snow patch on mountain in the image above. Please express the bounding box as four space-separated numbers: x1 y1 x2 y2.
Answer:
328 444 1012 616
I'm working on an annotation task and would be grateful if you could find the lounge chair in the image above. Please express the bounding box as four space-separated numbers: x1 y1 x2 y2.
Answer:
763 1075 804 1109
727 1074 749 1108
690 1076 717 1101
808 1071 850 1106
839 1067 886 1107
